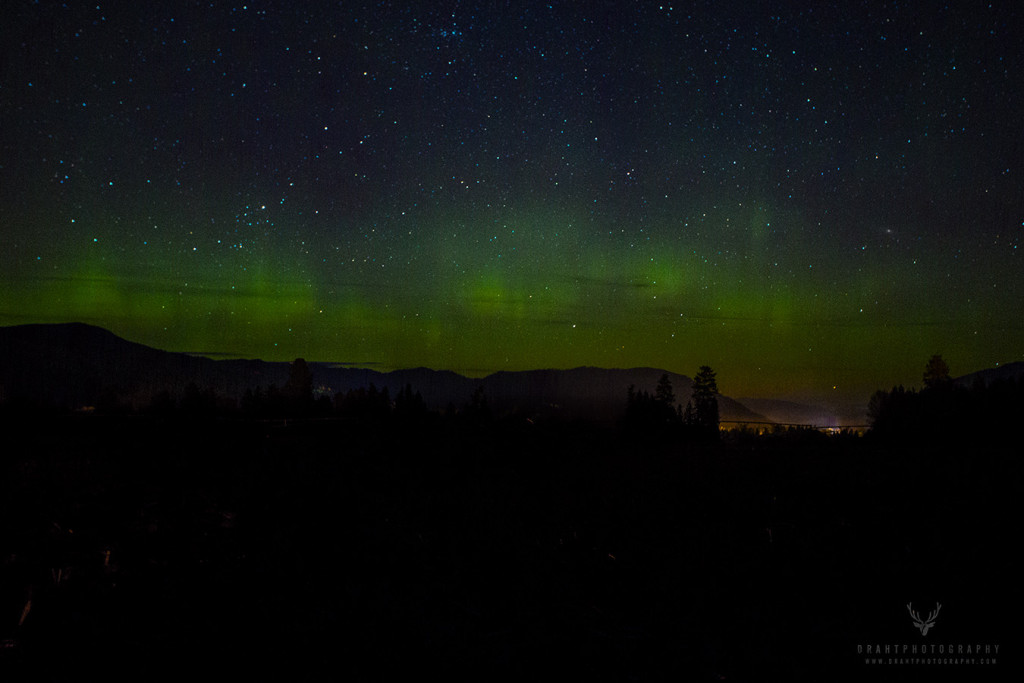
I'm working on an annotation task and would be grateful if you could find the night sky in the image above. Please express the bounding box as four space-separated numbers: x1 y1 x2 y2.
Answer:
2 1 1022 407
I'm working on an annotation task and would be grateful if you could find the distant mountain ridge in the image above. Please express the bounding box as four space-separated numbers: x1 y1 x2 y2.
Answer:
0 322 772 423
735 397 853 428
953 361 1024 388
739 363 1024 428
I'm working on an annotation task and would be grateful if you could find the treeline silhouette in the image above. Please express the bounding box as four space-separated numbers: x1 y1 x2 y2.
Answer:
7 357 736 439
9 357 438 423
622 367 721 441
868 354 1024 444
56 357 502 432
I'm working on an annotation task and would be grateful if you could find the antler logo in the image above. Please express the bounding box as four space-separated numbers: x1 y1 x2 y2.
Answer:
907 602 941 636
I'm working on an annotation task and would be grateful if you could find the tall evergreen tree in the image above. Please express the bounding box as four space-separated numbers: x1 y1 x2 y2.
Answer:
655 373 675 406
682 400 695 425
691 365 720 434
923 354 951 391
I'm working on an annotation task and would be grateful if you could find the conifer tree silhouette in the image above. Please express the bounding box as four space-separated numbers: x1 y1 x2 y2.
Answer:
690 365 720 435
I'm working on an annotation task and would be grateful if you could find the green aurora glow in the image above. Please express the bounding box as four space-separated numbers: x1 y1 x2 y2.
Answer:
2 2 1021 407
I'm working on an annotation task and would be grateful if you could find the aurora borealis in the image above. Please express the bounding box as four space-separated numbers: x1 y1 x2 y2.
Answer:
2 2 1021 406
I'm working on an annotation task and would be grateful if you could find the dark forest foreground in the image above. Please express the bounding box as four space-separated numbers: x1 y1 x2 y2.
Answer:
1 415 1019 681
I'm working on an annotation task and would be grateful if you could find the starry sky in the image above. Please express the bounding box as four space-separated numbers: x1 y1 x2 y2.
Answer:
2 1 1022 407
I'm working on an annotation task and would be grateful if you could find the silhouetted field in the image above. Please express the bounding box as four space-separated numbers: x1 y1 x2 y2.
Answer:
1 414 1019 681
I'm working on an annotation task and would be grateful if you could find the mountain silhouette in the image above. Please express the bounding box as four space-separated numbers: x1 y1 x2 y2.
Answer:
0 322 289 408
0 322 764 421
953 361 1024 388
